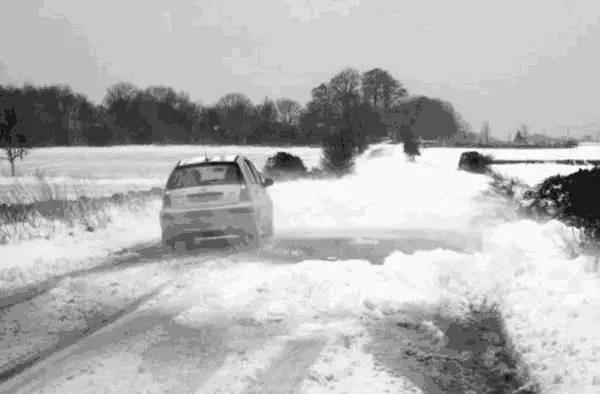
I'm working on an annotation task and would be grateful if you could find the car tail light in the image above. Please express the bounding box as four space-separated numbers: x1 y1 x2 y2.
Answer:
239 185 251 202
162 194 171 207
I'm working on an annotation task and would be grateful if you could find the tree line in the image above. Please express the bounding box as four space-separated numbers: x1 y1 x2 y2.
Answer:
1 67 472 175
0 67 469 148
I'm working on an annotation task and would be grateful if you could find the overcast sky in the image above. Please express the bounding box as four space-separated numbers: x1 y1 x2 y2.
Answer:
1 0 600 138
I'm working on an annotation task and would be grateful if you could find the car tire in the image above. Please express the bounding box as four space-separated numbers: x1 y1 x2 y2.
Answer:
241 225 262 249
162 233 175 250
183 235 195 251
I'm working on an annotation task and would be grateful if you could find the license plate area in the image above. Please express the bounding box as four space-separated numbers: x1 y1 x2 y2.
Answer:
187 192 223 203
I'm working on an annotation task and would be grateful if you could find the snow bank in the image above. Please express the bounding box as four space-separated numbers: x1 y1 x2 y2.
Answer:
485 220 600 393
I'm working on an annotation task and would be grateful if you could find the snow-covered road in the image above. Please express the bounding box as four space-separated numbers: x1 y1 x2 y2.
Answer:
0 233 494 394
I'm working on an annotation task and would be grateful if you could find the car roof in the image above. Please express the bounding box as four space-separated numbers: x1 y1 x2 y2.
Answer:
176 154 242 167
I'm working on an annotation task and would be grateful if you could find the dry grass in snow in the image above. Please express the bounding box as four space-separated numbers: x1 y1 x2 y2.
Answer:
0 199 161 295
0 175 162 244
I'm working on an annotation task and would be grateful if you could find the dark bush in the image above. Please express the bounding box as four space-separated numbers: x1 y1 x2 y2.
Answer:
0 203 34 223
524 167 600 239
399 128 420 160
403 140 421 158
320 128 360 175
458 151 493 174
263 151 307 180
111 193 125 203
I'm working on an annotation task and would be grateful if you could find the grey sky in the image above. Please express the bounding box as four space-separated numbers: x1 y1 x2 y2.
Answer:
1 0 599 138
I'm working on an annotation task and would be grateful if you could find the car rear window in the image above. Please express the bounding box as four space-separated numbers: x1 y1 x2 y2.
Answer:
166 163 244 190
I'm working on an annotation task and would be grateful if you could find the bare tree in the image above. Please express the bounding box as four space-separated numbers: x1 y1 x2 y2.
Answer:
361 68 407 110
103 82 139 108
275 98 302 125
215 93 257 144
257 97 279 124
0 107 29 177
329 68 361 98
329 68 361 111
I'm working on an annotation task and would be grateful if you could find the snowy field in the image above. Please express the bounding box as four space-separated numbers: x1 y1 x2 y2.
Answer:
0 145 322 199
1 143 597 197
417 143 600 187
1 143 600 392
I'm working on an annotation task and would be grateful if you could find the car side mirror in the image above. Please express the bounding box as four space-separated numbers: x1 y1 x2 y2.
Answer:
263 177 274 187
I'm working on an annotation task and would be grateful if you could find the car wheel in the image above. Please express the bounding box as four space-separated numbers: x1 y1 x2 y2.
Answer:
184 235 195 251
162 233 175 250
241 225 262 249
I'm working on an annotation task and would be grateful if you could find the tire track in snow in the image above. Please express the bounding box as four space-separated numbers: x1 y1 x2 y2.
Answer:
244 338 327 394
0 248 254 391
196 337 291 393
0 281 169 387
0 240 243 312
0 242 166 311
0 254 292 393
297 321 423 394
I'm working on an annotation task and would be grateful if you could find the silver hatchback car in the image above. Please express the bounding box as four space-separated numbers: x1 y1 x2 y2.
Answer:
160 155 274 250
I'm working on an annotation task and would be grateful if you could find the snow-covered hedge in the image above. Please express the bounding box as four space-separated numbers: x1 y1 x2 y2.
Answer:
521 167 600 241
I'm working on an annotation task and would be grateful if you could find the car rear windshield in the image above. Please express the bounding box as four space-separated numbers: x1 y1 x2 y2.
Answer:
166 163 244 190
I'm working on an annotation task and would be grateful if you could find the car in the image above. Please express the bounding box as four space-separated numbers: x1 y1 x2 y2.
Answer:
159 154 274 250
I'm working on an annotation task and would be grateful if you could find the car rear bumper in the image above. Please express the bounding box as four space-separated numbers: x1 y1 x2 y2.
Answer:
159 205 256 241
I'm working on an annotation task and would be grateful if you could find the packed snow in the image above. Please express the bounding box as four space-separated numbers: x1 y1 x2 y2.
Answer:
1 143 600 392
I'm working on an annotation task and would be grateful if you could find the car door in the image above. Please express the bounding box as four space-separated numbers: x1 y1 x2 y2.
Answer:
238 159 264 228
243 158 272 233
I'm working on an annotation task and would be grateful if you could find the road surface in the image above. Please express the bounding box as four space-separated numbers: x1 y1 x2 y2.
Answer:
0 230 531 394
